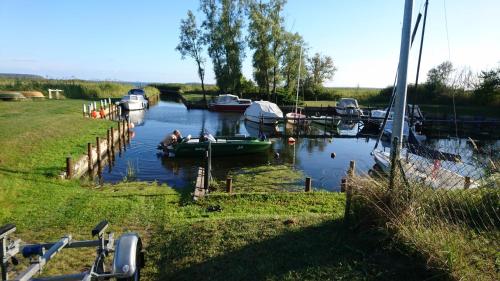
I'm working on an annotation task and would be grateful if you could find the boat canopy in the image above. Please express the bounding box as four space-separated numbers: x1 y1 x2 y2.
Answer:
215 94 239 103
337 98 359 109
244 101 283 119
128 89 145 95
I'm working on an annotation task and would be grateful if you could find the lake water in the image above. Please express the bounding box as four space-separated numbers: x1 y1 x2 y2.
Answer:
100 100 499 191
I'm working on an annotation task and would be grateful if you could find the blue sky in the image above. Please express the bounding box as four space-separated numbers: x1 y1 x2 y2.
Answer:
1 0 499 87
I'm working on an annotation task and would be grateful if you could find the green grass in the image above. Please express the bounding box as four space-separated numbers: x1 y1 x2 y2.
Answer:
0 78 160 99
0 99 450 280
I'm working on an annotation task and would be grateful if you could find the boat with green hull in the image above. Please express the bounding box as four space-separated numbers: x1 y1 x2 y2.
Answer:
160 136 272 157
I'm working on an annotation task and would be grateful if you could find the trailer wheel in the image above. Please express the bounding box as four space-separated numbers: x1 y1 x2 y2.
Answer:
116 237 144 281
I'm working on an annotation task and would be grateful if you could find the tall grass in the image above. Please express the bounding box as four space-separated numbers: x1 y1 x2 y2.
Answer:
0 78 159 100
349 174 499 280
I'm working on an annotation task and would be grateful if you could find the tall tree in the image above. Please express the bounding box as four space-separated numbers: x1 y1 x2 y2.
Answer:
247 0 286 101
247 0 272 98
269 0 286 101
176 10 207 104
307 52 337 99
427 61 454 87
281 32 306 95
200 0 245 94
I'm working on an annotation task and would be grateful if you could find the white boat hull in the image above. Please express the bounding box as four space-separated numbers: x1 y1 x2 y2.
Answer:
285 112 311 125
373 150 477 189
121 100 148 111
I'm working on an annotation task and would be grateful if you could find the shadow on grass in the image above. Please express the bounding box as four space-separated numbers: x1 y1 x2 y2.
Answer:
147 219 451 281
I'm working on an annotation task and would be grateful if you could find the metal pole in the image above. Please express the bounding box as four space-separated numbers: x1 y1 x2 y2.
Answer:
294 46 303 115
391 0 414 155
410 0 429 127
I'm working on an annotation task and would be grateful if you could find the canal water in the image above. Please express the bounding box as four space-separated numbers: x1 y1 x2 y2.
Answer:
101 100 498 191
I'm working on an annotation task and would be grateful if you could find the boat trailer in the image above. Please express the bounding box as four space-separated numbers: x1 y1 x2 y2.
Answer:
0 221 144 281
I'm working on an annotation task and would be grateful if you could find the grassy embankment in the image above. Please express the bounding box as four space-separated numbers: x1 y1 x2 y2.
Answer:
0 99 446 280
350 175 499 281
0 78 160 99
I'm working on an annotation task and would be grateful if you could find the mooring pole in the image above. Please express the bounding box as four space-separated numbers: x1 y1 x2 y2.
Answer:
226 177 233 193
87 143 93 172
305 177 312 192
66 156 73 179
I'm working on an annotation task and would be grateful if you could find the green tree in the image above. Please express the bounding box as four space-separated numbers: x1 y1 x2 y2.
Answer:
247 0 272 98
200 0 245 94
176 10 207 104
307 52 337 100
427 61 454 87
247 0 286 101
269 0 286 101
474 67 500 105
281 32 306 95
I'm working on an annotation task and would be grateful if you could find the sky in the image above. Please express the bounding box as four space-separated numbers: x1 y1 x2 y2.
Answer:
0 0 499 88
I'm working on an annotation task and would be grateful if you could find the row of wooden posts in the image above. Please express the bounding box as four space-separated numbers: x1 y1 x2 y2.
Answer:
223 161 355 194
82 98 121 119
65 119 131 179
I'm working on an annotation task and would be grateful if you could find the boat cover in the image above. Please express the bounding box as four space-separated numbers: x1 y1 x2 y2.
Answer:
244 101 283 119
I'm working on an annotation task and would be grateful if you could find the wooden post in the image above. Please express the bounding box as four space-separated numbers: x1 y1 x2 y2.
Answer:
110 127 115 148
349 160 355 177
117 122 122 153
305 177 312 192
66 157 73 179
341 178 347 192
226 177 233 193
87 143 93 172
344 160 355 226
464 176 471 189
83 104 87 117
96 137 101 163
106 129 111 152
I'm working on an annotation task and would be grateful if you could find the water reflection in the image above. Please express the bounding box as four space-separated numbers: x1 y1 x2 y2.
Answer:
100 100 498 191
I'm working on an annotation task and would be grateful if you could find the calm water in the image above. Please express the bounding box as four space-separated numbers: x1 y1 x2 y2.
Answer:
101 100 498 191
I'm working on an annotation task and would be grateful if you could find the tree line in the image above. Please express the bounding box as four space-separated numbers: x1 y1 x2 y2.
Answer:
380 61 500 107
175 0 337 104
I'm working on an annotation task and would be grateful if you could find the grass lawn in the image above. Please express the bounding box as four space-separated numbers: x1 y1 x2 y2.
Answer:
0 99 447 280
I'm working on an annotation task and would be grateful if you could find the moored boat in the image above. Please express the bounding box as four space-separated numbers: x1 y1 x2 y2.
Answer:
161 135 272 157
120 89 148 111
310 115 340 126
244 101 283 125
335 98 364 117
209 94 252 112
285 111 310 126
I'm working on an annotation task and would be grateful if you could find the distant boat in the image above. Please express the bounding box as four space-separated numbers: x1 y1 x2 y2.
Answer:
286 110 310 126
310 115 340 126
335 98 364 116
208 94 252 112
120 89 148 111
244 101 283 125
161 135 272 157
371 104 423 123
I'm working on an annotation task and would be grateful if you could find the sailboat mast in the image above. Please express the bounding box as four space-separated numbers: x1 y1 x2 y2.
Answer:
294 46 303 115
391 0 414 155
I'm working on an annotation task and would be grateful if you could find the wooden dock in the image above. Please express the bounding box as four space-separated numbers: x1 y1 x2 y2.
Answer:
194 167 208 200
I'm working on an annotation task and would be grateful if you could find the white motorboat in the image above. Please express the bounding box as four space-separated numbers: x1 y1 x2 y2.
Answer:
120 89 148 111
335 98 364 116
209 94 252 112
370 104 423 123
244 101 283 125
